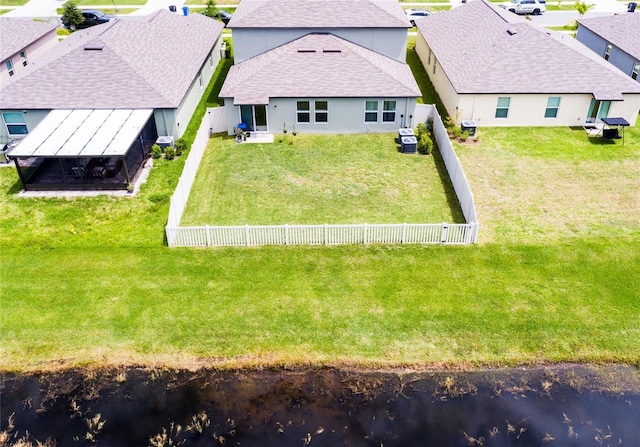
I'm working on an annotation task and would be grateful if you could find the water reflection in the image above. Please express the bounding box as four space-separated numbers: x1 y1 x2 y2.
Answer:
1 365 638 446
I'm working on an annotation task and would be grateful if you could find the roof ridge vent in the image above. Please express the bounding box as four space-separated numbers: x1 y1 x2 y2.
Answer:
506 27 518 35
297 49 316 53
323 48 341 53
84 44 104 51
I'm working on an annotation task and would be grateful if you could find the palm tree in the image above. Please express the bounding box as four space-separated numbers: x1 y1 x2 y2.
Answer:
575 1 594 18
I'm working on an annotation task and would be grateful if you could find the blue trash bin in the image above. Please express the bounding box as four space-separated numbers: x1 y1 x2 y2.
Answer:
182 5 189 15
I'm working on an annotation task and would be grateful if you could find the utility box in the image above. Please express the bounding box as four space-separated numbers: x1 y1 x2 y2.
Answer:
400 136 417 154
461 120 477 136
156 136 174 150
220 41 227 58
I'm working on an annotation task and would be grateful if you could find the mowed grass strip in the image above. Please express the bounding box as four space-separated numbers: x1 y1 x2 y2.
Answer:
2 239 639 371
181 133 464 225
455 123 640 243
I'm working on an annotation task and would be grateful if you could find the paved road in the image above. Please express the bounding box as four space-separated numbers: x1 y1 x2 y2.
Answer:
2 0 632 24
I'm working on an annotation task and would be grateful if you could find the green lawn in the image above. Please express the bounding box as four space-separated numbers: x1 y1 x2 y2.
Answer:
0 0 28 6
455 123 640 244
180 134 463 226
1 45 639 372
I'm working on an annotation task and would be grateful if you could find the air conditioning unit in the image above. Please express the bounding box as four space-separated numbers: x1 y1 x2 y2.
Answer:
156 136 174 150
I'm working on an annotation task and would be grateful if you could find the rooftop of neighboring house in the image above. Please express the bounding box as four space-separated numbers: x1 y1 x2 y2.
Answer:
0 10 223 110
416 0 640 99
577 13 640 61
220 32 420 104
228 0 411 29
0 18 58 62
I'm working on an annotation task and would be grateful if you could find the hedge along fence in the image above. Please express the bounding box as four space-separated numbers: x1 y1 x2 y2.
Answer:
165 105 480 247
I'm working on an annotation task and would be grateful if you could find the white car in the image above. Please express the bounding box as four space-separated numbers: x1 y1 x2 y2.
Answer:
405 9 432 26
501 0 546 15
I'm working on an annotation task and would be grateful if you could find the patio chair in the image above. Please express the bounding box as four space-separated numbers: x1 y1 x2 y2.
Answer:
70 166 85 178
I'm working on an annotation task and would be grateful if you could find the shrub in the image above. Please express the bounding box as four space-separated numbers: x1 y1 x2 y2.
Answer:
174 138 188 157
415 123 434 155
459 131 471 142
164 146 176 160
151 144 162 159
449 126 462 139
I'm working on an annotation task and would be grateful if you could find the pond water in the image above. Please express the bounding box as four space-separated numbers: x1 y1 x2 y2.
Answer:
1 365 639 447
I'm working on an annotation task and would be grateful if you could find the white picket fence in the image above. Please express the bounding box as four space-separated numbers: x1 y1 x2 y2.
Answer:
167 222 478 246
165 105 479 247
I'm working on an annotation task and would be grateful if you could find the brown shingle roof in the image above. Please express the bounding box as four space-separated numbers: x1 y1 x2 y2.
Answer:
416 1 640 98
219 33 420 104
0 18 57 62
577 14 640 61
0 10 223 109
228 0 411 29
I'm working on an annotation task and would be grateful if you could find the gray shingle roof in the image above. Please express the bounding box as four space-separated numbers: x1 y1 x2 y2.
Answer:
228 0 411 29
219 33 420 104
0 18 57 62
416 1 640 99
577 13 640 61
0 10 223 109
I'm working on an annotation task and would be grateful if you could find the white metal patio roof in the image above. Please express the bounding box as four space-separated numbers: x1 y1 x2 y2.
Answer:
9 109 153 158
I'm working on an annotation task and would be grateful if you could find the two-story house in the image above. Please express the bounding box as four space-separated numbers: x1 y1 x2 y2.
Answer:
219 0 421 135
0 18 58 85
414 1 640 127
576 13 640 83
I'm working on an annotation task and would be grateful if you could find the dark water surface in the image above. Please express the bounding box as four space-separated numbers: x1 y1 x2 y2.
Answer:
1 365 639 446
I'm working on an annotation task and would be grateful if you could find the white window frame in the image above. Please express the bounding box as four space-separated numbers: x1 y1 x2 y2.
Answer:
544 97 560 118
297 100 311 123
604 43 612 61
382 101 396 123
5 59 14 77
495 97 510 119
198 72 203 88
314 100 328 124
364 100 378 123
632 62 639 80
19 50 28 67
2 112 28 136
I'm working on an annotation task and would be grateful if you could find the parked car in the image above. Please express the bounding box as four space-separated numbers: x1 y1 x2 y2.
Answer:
500 0 546 15
405 9 431 27
217 10 233 26
62 9 117 30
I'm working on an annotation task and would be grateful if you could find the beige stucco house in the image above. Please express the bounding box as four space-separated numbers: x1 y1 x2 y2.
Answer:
414 1 640 127
0 18 58 85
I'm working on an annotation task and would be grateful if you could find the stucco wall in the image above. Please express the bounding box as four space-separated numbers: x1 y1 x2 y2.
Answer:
576 25 639 82
0 109 50 142
232 28 408 62
0 30 58 84
457 93 640 127
415 32 460 118
224 97 417 135
167 37 223 138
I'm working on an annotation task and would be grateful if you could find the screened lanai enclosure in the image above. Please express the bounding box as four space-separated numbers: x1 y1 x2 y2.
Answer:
7 109 157 191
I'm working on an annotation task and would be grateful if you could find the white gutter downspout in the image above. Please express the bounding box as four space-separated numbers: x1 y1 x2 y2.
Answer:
471 94 478 120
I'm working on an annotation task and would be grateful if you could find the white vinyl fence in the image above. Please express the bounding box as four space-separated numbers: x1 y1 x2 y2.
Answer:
166 106 479 247
422 105 479 225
